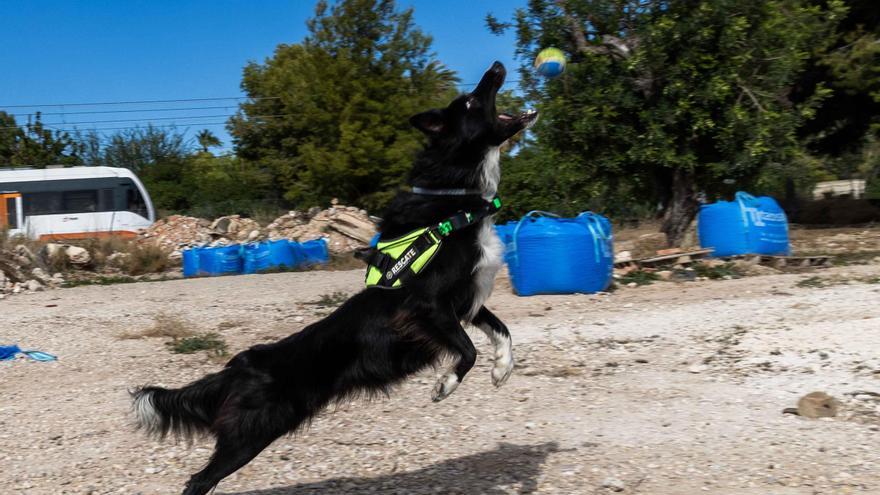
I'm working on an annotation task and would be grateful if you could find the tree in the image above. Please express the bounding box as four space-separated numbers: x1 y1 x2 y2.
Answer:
0 111 82 167
228 0 458 211
86 126 189 174
79 126 273 215
489 0 840 245
196 129 222 154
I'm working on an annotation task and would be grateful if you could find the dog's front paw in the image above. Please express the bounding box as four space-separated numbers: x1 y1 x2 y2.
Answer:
491 351 514 387
431 373 460 402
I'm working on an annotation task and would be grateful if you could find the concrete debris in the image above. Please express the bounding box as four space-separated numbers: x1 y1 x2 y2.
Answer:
210 215 262 242
14 244 35 264
137 202 377 255
30 267 52 284
25 279 44 292
264 203 377 254
65 246 91 266
615 250 632 263
137 215 214 250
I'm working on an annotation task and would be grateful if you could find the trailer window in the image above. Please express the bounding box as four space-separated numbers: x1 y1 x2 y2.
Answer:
26 192 63 215
6 197 18 229
100 189 115 212
25 190 100 215
63 190 98 212
126 186 148 218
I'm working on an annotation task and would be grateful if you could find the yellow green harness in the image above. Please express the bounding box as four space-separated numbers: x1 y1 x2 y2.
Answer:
361 197 502 289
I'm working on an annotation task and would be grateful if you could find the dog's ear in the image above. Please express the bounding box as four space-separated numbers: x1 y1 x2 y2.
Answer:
409 109 445 135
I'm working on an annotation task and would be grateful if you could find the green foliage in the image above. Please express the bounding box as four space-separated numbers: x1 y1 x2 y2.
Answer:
166 332 228 356
229 0 458 212
490 0 842 242
196 129 222 153
618 270 659 286
63 276 138 288
0 112 82 167
81 126 274 216
693 262 740 280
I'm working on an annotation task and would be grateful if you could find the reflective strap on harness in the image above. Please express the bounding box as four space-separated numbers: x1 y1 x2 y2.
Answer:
363 196 502 289
363 230 440 288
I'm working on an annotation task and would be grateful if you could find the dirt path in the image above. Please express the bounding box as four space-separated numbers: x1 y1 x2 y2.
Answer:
1 264 879 494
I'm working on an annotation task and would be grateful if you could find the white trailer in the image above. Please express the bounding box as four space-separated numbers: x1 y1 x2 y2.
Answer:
0 166 155 240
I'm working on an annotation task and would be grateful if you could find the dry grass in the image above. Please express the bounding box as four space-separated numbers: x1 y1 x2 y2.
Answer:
118 313 196 340
124 243 172 275
44 247 71 273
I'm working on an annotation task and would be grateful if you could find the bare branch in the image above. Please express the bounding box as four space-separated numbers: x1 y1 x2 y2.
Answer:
737 83 766 113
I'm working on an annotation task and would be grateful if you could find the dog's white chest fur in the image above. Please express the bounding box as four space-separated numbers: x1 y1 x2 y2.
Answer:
468 220 504 321
466 146 504 321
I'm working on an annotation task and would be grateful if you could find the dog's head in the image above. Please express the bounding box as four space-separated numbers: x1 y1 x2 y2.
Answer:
410 61 537 149
408 62 537 195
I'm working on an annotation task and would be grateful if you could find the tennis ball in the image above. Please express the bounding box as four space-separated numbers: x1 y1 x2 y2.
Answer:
534 47 566 78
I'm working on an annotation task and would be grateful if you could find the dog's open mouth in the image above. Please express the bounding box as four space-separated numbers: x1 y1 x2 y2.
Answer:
498 110 538 129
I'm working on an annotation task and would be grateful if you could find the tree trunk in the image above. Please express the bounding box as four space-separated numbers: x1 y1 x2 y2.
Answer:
660 169 700 247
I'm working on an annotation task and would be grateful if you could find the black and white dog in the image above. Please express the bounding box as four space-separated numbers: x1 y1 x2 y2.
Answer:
132 61 537 495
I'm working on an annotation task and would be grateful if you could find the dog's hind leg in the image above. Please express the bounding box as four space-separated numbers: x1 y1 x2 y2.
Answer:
181 421 287 495
430 315 477 402
472 306 514 387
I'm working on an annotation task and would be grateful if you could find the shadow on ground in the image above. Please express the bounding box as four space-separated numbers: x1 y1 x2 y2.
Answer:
221 442 559 495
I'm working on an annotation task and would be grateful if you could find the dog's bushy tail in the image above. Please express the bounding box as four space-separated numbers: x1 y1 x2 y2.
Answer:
132 369 235 440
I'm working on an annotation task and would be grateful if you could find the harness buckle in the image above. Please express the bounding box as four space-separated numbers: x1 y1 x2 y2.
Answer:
437 220 453 236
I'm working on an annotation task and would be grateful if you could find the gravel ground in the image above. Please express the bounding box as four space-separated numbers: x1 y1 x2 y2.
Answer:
1 264 879 494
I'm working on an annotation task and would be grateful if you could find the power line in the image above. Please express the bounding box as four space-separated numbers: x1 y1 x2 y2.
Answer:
5 105 240 117
0 95 280 109
0 113 294 130
0 79 522 109
70 122 231 133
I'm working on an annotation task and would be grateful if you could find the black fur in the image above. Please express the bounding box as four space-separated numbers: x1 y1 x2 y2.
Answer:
131 61 537 495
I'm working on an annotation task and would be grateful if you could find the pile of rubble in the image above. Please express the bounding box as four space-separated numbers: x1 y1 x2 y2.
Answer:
138 215 214 250
264 202 376 254
0 243 91 298
137 201 377 255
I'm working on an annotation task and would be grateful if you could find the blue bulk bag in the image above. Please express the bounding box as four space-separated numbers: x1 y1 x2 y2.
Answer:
267 239 301 268
292 238 329 266
198 245 243 276
507 211 614 296
494 221 518 245
182 247 201 278
698 192 790 257
242 242 272 274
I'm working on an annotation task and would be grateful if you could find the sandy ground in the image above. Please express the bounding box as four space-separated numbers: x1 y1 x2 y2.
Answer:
1 263 880 495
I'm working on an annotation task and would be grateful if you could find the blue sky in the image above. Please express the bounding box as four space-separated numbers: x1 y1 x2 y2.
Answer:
0 0 525 153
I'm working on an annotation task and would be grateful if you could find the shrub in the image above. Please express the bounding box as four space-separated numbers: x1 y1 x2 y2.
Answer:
166 333 228 356
119 313 196 340
693 262 740 280
618 270 659 286
125 243 171 275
